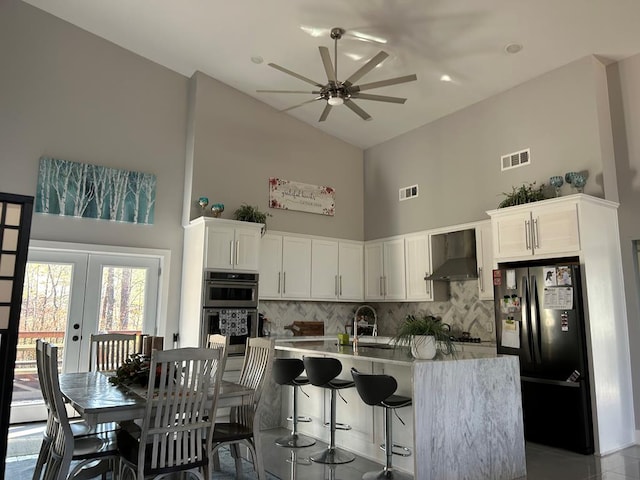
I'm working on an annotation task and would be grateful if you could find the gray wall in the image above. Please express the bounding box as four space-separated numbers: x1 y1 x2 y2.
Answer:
364 56 611 239
609 52 640 431
0 1 189 336
185 71 364 240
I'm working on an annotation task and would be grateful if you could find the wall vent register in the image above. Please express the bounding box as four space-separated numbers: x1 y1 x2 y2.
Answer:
501 148 530 171
399 184 419 201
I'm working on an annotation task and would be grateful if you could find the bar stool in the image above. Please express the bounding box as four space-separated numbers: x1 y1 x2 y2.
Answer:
351 368 412 480
303 356 355 465
273 358 316 448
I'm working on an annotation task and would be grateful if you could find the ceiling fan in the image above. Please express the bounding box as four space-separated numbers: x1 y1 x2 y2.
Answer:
257 27 418 122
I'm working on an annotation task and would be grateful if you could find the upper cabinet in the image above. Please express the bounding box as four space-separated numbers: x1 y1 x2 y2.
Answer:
187 217 262 272
311 239 363 301
259 233 311 299
488 198 580 261
364 238 406 301
475 221 495 300
404 233 448 302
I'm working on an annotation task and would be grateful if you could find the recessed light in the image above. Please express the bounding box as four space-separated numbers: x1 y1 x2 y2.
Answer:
251 56 264 64
504 43 523 54
440 74 452 82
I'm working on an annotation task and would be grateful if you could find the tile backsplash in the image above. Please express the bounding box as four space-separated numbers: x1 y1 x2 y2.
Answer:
260 280 496 342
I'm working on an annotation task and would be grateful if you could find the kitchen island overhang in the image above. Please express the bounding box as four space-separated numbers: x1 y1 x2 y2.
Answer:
275 338 526 480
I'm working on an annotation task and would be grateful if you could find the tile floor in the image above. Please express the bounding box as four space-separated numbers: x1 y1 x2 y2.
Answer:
6 424 640 479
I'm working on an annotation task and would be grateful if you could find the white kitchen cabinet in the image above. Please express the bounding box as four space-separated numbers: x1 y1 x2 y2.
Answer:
311 239 363 301
259 233 311 299
475 221 494 300
404 233 448 301
365 238 405 301
203 219 262 271
489 199 579 261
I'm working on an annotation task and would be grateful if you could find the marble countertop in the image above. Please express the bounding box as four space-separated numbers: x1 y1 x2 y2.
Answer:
274 338 498 366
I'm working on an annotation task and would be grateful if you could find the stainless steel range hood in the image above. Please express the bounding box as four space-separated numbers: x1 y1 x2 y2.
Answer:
426 229 478 281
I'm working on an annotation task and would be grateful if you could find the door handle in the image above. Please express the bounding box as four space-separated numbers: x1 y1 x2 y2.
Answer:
229 240 234 265
524 220 531 251
424 272 431 295
235 240 240 265
379 277 383 297
478 267 484 292
283 272 286 295
532 218 540 249
335 275 338 296
383 276 387 297
277 272 281 294
339 275 343 296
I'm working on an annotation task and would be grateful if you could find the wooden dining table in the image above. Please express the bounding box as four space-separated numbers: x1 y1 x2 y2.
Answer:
59 371 254 426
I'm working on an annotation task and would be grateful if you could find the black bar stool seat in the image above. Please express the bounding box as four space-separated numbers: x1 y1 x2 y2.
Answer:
351 368 413 480
273 358 316 448
303 356 355 465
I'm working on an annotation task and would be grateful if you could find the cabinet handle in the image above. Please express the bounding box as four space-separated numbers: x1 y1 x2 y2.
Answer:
335 275 338 296
283 272 286 295
277 272 281 294
524 220 531 250
379 277 383 297
235 240 240 265
339 275 343 296
532 218 540 249
478 267 484 292
229 240 234 265
383 276 387 297
424 272 431 296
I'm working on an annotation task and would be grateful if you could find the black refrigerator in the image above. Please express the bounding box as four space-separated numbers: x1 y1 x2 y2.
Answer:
493 257 594 454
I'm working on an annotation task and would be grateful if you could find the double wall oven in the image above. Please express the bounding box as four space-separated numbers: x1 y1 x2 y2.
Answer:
201 270 261 355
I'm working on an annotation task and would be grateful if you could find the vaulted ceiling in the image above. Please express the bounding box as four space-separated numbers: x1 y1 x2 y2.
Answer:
23 0 640 149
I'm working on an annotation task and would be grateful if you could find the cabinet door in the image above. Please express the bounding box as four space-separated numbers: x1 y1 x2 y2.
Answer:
338 242 363 301
493 211 533 259
364 242 384 300
204 224 235 270
311 239 339 300
234 225 261 271
383 239 406 300
475 222 494 300
532 203 580 256
259 234 283 299
405 234 432 301
282 236 312 299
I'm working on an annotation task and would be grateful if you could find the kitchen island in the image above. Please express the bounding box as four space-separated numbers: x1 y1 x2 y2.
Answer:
275 338 526 480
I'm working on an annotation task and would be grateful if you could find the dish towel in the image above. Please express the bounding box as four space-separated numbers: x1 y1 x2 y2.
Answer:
219 309 249 336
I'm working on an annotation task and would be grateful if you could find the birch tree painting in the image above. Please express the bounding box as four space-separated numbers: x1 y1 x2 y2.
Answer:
36 157 156 224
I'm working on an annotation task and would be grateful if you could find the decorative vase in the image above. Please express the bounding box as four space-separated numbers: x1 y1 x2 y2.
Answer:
411 335 437 359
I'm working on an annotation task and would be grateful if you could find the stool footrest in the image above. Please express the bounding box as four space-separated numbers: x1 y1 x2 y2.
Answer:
286 415 312 423
323 421 351 431
380 443 412 457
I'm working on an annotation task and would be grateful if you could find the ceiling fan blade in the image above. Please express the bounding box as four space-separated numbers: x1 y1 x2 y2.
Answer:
281 98 321 112
257 89 321 94
268 63 325 88
344 100 372 121
319 46 337 84
352 93 407 104
355 74 418 92
343 51 389 87
319 103 332 122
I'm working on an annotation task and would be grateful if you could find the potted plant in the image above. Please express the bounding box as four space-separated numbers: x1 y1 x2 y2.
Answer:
233 203 271 235
392 313 456 359
498 181 546 208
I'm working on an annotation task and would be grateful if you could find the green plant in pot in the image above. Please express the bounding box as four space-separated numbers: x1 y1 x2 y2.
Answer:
392 313 456 359
233 203 271 235
498 181 546 208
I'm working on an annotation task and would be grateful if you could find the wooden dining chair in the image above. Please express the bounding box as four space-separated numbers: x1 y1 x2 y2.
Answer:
206 334 229 373
210 337 275 480
89 332 140 372
42 342 119 480
117 347 224 480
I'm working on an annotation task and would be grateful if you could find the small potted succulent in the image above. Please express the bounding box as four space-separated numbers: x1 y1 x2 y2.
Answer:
392 313 456 359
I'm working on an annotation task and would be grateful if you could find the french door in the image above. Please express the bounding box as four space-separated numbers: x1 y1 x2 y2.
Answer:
11 246 161 423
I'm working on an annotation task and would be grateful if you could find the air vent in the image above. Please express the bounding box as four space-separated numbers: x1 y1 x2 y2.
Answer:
399 184 419 201
501 148 530 171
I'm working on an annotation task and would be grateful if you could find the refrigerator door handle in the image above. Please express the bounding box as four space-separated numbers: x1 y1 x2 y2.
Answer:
530 275 542 364
521 375 582 388
522 275 534 365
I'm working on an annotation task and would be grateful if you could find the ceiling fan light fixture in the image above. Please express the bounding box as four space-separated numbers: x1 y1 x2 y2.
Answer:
327 95 344 106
